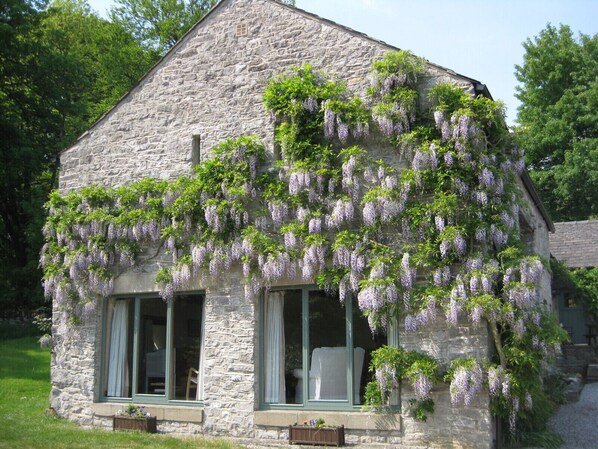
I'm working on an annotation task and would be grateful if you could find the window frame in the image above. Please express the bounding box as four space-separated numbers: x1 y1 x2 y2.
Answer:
259 285 379 411
99 292 205 406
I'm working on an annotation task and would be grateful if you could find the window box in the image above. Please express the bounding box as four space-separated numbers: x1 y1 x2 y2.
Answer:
113 415 157 433
289 424 345 446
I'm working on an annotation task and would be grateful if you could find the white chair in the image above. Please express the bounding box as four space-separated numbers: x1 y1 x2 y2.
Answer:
186 367 199 400
294 347 365 403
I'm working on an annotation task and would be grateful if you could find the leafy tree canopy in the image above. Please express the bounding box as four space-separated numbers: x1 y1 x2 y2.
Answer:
109 0 217 54
515 24 598 221
0 0 155 318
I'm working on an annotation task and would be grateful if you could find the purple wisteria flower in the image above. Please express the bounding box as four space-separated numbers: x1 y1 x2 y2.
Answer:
375 363 397 396
413 374 433 400
302 96 318 113
475 227 487 242
520 258 543 284
446 298 460 325
440 240 450 258
353 121 369 139
404 315 417 332
475 190 488 206
435 216 445 232
450 361 483 406
337 118 349 143
481 275 492 293
455 179 469 197
375 114 395 137
470 305 483 324
453 234 466 256
308 217 322 234
433 268 443 286
357 286 384 313
479 167 495 188
362 202 377 225
324 108 336 139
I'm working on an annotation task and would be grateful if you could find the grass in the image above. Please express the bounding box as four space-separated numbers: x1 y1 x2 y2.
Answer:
0 327 245 449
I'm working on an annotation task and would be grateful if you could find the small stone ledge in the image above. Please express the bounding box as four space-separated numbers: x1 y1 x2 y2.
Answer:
93 402 203 423
254 410 400 431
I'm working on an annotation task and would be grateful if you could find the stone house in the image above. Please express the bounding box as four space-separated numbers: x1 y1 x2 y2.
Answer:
550 220 598 345
49 0 554 448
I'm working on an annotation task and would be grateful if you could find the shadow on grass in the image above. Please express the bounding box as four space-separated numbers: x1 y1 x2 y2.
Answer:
0 337 50 381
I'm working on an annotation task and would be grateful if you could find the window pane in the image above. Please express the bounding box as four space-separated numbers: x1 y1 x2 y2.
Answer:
308 290 347 401
104 298 133 397
353 305 386 404
171 294 204 400
264 289 302 404
137 297 167 395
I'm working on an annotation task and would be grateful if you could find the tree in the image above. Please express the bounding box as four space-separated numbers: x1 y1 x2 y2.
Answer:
110 0 217 55
0 0 51 317
0 0 155 318
515 24 598 221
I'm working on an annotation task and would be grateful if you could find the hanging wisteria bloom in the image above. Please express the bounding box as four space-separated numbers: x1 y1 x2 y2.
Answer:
449 361 483 406
446 298 461 325
519 258 544 284
302 96 318 113
362 202 377 225
434 216 445 232
323 107 336 139
413 373 433 400
479 167 495 188
308 217 322 234
357 285 385 313
337 117 350 143
440 240 450 259
353 121 369 139
375 363 398 398
404 314 417 332
434 110 451 142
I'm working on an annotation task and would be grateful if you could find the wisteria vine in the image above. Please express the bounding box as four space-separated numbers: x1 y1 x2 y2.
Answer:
41 51 566 434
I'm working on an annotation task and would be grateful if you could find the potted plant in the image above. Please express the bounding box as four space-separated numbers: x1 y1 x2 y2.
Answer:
289 418 345 446
113 404 157 433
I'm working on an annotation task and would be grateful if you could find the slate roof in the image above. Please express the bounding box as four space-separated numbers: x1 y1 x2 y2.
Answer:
550 220 598 268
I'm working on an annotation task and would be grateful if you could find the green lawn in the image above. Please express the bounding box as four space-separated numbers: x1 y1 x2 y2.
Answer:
0 332 244 449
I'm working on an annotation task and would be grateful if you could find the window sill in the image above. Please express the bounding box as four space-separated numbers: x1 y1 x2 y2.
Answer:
254 410 400 431
93 402 203 423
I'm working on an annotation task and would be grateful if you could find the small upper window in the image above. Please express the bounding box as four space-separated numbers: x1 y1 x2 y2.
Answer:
235 23 248 37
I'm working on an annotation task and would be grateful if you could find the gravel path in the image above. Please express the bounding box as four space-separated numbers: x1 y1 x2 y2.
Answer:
549 382 598 449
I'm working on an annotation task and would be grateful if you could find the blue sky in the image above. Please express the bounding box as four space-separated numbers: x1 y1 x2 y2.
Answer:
87 0 598 125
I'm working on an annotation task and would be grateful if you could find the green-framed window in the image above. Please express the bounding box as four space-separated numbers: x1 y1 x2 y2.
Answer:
260 287 386 409
101 293 205 404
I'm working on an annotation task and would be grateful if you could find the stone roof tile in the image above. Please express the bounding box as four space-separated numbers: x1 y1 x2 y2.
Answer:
549 220 598 268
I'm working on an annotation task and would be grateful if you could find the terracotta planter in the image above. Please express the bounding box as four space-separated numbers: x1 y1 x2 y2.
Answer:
113 415 157 433
289 424 345 446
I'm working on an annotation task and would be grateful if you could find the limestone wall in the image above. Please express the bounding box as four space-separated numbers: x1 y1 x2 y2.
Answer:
58 0 473 193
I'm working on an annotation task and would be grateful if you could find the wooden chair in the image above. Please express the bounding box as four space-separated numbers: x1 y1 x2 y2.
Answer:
186 367 199 400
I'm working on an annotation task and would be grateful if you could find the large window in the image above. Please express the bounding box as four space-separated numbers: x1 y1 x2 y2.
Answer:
102 293 205 403
261 288 385 408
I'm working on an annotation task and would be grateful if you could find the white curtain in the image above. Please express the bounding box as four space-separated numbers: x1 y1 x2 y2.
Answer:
196 299 207 400
264 291 285 403
107 300 129 397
